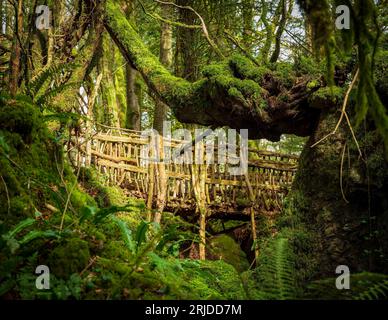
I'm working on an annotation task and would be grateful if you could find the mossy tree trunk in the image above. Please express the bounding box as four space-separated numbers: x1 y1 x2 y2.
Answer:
289 108 388 278
123 1 141 131
8 0 23 96
125 65 141 130
153 3 173 134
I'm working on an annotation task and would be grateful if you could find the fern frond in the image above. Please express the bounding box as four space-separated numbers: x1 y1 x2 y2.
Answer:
254 236 297 300
355 278 388 300
305 272 388 300
35 82 80 108
26 63 75 98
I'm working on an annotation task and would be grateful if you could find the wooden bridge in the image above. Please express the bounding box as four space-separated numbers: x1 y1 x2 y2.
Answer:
70 124 299 260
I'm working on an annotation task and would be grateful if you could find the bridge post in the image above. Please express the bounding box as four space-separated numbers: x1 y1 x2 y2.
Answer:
191 141 208 260
245 173 259 266
154 134 167 224
146 160 155 222
85 138 92 166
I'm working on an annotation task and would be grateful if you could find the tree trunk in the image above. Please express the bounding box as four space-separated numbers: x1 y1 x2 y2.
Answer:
9 0 23 96
290 108 388 278
123 1 141 131
242 0 254 52
270 0 292 63
153 3 173 133
125 64 141 130
153 134 167 224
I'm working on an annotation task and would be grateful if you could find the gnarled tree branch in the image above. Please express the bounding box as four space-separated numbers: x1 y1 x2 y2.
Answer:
104 0 323 141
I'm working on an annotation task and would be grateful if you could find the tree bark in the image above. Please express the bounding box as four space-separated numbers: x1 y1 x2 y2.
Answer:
242 0 254 52
9 0 23 96
153 3 173 134
270 0 292 63
125 65 141 130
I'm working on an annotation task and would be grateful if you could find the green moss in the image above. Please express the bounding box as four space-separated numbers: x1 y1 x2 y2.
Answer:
0 95 41 144
293 56 324 77
313 86 343 100
71 188 96 211
208 234 250 273
228 54 269 82
307 79 320 90
48 238 90 278
309 86 344 109
106 1 193 106
273 62 295 88
148 256 247 299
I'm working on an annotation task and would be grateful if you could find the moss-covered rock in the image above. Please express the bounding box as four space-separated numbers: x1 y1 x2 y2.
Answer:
208 234 250 273
48 238 90 278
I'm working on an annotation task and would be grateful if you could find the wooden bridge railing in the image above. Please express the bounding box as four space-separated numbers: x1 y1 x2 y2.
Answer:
71 123 299 261
72 124 298 214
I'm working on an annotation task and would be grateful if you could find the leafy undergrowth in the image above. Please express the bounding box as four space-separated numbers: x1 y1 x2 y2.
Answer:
2 95 388 300
0 95 253 300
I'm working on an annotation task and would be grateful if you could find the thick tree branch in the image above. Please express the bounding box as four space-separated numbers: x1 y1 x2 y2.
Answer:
104 0 322 141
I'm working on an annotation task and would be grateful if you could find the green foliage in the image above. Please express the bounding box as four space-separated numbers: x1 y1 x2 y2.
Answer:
147 255 247 299
298 0 388 155
208 234 250 273
257 237 297 299
111 217 135 254
25 63 79 110
1 218 60 254
79 203 144 225
48 238 90 279
244 235 298 300
305 272 388 300
355 276 388 300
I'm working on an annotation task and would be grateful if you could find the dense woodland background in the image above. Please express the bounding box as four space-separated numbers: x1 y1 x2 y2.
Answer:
0 0 388 300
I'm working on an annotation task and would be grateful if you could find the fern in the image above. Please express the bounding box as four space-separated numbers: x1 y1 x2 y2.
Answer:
35 82 80 108
111 216 135 254
27 63 72 98
25 63 79 110
253 236 297 300
356 279 388 300
305 272 388 300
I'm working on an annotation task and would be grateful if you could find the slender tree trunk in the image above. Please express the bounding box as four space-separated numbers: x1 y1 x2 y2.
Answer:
242 0 254 52
260 0 272 64
153 134 166 224
125 65 141 130
123 1 141 131
270 0 292 63
153 3 173 133
9 0 23 96
152 3 173 224
191 142 208 260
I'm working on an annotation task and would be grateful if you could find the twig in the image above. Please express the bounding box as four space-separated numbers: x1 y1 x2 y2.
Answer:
59 158 82 231
344 111 363 159
224 30 261 67
138 0 200 30
153 0 224 58
0 175 11 215
80 256 99 276
311 68 359 148
340 143 349 203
